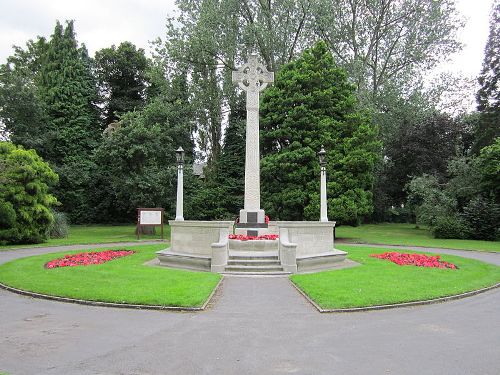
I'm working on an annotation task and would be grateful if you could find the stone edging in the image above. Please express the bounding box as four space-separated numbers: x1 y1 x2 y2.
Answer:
0 277 223 312
290 280 500 313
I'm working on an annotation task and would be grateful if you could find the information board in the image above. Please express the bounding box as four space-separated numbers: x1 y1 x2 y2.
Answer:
136 208 164 239
139 210 162 225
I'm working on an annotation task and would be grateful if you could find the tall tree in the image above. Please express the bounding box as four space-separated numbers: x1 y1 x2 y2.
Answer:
95 42 149 126
313 0 463 105
382 111 463 206
160 0 315 165
37 21 101 222
260 41 380 224
91 72 195 222
0 37 49 154
475 0 500 153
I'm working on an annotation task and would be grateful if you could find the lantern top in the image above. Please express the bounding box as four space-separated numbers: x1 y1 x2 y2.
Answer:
176 146 185 165
318 146 326 166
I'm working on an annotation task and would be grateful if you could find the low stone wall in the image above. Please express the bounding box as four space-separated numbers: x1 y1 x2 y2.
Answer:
157 220 233 271
276 221 336 258
169 220 233 256
277 221 347 273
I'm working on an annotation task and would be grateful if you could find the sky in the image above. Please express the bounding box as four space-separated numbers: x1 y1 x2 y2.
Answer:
0 0 494 87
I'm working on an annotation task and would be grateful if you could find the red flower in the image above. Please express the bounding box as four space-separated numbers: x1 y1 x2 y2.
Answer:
228 234 279 241
369 252 458 269
45 250 134 269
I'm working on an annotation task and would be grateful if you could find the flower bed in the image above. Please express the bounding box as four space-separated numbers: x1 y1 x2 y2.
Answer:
228 234 279 241
45 250 135 269
370 252 458 269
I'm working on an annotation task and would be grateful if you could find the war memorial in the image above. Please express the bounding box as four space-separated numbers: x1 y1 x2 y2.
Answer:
157 54 347 274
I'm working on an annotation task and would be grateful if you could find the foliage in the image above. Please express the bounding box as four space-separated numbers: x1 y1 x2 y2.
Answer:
477 137 500 202
383 111 465 206
406 151 500 241
475 0 500 153
49 210 69 239
0 142 58 245
0 37 49 152
313 0 463 104
188 94 246 220
406 174 456 229
260 41 380 223
461 197 500 241
95 42 149 125
91 82 194 222
1 21 101 223
431 215 468 240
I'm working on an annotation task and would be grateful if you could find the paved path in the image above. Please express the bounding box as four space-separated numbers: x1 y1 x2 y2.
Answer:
0 243 499 375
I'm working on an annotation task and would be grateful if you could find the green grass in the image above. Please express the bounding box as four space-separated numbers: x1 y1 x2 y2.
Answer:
336 223 500 252
291 245 500 309
0 244 220 308
0 224 170 250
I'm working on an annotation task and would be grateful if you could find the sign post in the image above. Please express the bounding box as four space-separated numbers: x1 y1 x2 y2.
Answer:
137 208 164 240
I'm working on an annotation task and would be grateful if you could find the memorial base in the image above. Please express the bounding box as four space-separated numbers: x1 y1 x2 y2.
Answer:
236 209 268 236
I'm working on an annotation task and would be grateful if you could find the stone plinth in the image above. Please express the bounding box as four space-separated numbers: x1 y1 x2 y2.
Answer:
277 221 347 273
156 220 233 272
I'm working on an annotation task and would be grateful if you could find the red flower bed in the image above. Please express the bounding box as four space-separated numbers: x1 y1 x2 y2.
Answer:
45 250 135 269
228 234 279 241
370 252 458 269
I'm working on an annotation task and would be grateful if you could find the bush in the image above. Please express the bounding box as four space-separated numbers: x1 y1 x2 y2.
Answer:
461 197 500 240
431 215 469 239
49 210 69 238
0 142 59 245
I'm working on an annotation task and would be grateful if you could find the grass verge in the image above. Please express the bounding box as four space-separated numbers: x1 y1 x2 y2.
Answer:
0 225 170 250
0 244 220 308
336 223 500 252
291 245 500 310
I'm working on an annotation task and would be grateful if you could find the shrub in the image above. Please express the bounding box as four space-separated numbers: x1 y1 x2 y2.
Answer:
461 197 500 240
49 210 69 238
0 142 58 245
431 215 469 239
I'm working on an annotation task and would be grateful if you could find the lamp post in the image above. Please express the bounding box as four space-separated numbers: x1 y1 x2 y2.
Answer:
318 146 328 222
175 146 185 221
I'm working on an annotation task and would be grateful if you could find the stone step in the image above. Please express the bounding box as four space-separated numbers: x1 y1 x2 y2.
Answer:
221 271 291 276
224 265 284 273
227 259 281 267
228 255 279 261
228 250 278 258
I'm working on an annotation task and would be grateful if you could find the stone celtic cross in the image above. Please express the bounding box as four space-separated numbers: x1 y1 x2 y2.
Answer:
232 54 274 230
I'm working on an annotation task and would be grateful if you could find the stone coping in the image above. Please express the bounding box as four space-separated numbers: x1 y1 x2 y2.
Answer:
296 249 347 260
168 220 233 227
156 249 211 260
276 221 336 227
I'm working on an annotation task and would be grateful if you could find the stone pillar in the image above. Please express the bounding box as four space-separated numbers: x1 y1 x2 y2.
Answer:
175 158 184 221
320 164 328 222
318 146 328 222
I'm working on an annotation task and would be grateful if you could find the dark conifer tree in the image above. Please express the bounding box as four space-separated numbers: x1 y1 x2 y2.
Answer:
37 20 100 221
95 42 149 126
475 0 500 153
260 41 381 224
